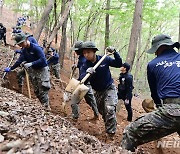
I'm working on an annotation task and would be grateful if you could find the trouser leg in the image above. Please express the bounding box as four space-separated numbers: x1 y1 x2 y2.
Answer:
121 105 180 151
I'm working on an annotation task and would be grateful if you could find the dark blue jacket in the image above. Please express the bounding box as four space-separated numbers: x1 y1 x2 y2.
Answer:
118 72 133 100
27 35 38 44
80 52 122 91
147 49 180 106
11 43 47 70
47 52 60 65
77 55 87 80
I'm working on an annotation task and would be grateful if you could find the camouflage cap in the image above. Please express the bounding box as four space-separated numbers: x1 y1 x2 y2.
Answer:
81 41 99 51
14 32 28 45
71 41 83 51
147 34 178 54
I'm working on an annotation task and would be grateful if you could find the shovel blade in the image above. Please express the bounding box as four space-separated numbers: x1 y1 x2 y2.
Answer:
65 78 80 93
71 84 89 103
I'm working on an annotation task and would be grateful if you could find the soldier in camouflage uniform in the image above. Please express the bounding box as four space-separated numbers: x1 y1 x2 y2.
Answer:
79 41 122 138
46 47 60 79
120 34 180 152
15 32 39 92
70 41 99 121
4 33 51 109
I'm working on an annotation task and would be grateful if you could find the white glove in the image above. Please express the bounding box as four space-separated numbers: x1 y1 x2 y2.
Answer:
124 99 129 105
86 67 95 74
106 46 116 54
24 62 32 69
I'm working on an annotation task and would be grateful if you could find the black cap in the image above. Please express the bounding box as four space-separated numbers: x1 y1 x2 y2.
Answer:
122 62 130 72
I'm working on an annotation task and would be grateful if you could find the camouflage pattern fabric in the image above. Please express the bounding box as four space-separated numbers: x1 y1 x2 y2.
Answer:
121 98 180 152
94 83 118 134
71 83 99 119
28 66 51 106
17 69 25 88
50 63 60 79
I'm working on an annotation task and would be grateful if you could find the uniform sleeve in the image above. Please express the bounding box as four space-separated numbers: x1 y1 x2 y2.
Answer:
125 75 133 99
53 53 59 60
147 64 162 107
31 46 47 67
107 51 122 68
11 54 25 70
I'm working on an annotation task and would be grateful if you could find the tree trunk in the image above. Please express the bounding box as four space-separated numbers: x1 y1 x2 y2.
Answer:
0 0 4 16
33 0 55 41
105 0 110 48
59 0 68 68
47 0 74 49
126 0 143 69
54 0 58 45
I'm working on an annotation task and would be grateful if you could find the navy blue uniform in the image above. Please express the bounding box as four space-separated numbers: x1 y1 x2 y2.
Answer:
80 52 122 91
79 51 122 134
46 48 60 79
118 72 133 121
11 43 47 70
71 55 99 119
147 49 180 107
121 48 180 151
0 24 7 45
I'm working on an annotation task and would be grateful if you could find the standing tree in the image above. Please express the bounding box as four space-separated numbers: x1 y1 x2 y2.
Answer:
33 0 55 41
47 0 74 49
0 0 4 16
126 0 143 68
105 0 110 48
59 0 68 68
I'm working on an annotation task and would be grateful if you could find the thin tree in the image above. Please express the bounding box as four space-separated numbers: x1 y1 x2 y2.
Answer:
105 0 110 48
33 0 55 41
59 0 68 68
126 0 143 68
46 0 74 49
0 0 4 16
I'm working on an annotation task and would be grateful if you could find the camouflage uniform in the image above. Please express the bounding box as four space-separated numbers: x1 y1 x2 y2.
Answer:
121 34 180 151
49 63 60 79
121 98 180 151
71 41 99 120
94 83 118 134
28 66 51 106
17 69 25 89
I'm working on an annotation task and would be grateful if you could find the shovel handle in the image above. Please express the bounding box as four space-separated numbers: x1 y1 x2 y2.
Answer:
2 52 16 80
24 69 31 99
80 52 112 84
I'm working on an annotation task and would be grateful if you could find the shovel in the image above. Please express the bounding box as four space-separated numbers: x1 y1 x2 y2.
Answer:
2 51 16 80
65 51 112 104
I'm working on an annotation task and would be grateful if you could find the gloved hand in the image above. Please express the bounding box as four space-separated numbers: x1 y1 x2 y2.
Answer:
124 99 129 105
4 67 11 72
24 62 32 69
106 46 116 54
72 64 77 70
15 49 22 54
86 67 95 74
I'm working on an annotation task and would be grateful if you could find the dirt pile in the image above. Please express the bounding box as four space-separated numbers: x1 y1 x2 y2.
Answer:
0 86 130 153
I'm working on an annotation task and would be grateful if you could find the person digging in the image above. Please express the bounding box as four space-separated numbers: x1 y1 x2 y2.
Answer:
79 41 122 139
4 33 51 110
70 41 99 122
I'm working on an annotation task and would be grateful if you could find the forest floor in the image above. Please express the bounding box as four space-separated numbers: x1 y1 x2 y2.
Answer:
0 6 180 154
